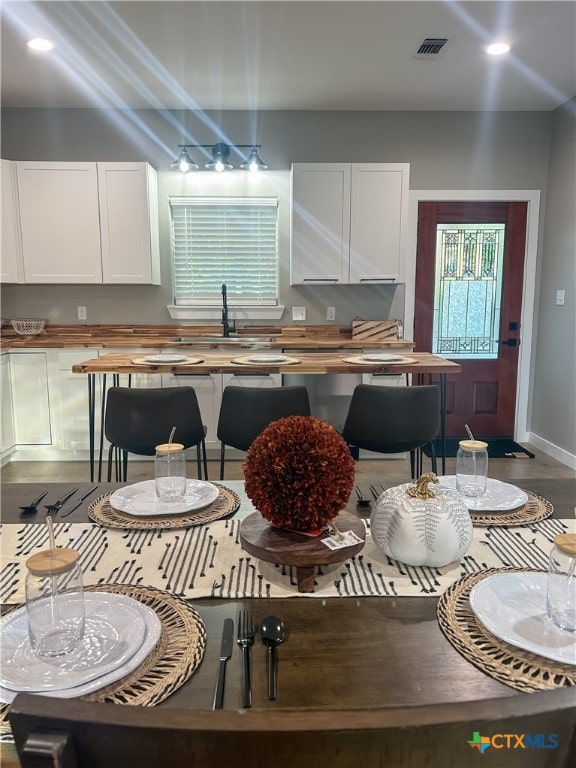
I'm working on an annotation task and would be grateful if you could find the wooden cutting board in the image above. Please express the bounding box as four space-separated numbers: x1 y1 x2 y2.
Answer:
351 320 399 342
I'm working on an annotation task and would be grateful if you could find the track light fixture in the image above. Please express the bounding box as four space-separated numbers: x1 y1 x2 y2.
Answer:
171 143 268 173
171 146 199 172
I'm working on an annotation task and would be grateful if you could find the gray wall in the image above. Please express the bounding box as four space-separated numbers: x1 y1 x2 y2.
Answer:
530 99 576 456
2 106 575 456
1 108 551 327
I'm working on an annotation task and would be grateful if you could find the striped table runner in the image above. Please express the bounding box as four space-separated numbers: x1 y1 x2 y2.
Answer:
1 517 572 602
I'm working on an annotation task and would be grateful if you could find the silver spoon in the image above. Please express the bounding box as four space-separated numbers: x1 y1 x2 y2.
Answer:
259 615 285 700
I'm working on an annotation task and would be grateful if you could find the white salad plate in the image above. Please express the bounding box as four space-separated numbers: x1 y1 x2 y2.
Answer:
0 594 161 703
470 571 576 666
142 354 189 364
110 479 219 517
245 354 289 363
360 353 406 363
437 475 529 511
0 593 158 694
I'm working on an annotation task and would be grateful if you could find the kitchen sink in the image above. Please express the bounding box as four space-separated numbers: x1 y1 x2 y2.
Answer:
173 336 276 345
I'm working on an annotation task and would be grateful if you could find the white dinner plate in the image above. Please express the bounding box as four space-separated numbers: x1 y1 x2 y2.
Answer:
142 354 188 364
1 593 147 692
0 595 161 703
470 571 576 666
360 354 406 363
110 478 220 517
245 354 289 363
437 476 529 511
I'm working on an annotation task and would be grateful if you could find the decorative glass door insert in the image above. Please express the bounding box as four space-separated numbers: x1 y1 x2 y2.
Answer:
432 223 505 359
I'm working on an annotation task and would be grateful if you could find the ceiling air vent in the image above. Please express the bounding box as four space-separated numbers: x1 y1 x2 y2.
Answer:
414 38 449 59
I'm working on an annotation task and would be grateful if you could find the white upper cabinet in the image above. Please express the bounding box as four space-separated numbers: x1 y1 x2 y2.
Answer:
16 161 103 283
98 163 160 284
290 163 410 285
291 164 350 284
0 159 24 283
6 161 159 284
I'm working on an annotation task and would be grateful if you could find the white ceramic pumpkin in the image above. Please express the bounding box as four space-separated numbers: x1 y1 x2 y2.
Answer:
370 473 473 567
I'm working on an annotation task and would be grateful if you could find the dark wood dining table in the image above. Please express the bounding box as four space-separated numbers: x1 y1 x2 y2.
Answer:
2 477 573 716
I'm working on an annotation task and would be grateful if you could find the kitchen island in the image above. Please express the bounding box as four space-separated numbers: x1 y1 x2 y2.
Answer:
72 352 461 481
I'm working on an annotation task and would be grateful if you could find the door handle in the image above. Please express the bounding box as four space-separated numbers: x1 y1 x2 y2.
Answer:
498 338 520 347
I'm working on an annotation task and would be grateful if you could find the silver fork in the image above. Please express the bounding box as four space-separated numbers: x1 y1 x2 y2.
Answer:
237 609 254 708
355 486 370 507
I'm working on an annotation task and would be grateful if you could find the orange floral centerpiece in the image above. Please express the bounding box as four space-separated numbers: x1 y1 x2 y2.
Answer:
243 415 355 531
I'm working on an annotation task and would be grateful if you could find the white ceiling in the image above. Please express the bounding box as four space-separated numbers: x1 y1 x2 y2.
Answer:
1 1 575 112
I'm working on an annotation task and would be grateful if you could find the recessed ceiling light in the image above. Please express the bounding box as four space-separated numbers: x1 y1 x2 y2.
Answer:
27 38 54 52
486 42 511 56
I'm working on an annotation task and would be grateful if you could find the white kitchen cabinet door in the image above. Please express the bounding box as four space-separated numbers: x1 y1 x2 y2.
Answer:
163 373 223 448
290 164 350 284
1 353 16 457
0 160 23 283
10 352 52 444
16 162 103 283
290 163 409 285
52 350 100 453
349 164 409 283
98 163 160 284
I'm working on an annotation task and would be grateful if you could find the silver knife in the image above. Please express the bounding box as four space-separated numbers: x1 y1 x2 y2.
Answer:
213 618 234 710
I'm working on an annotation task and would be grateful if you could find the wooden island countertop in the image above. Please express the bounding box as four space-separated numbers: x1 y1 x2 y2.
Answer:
72 351 459 376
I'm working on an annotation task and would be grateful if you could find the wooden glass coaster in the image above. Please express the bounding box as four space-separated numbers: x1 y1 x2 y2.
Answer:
88 484 240 530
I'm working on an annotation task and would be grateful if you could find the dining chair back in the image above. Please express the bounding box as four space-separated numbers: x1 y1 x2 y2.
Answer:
9 689 576 768
104 386 208 481
341 384 440 478
217 385 311 479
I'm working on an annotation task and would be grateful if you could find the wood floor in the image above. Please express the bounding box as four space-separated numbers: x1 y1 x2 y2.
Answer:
1 444 573 485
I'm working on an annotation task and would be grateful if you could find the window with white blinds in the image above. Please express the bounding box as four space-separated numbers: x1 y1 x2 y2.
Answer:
170 196 279 306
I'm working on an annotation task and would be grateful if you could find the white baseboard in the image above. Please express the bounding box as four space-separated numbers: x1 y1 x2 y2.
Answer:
528 432 576 470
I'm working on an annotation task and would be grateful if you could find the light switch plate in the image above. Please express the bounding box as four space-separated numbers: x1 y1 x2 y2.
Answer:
556 290 566 306
327 306 336 321
292 307 306 321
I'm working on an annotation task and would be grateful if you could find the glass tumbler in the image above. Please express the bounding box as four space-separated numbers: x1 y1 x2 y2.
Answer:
547 533 576 632
25 547 85 658
155 442 187 503
456 439 488 497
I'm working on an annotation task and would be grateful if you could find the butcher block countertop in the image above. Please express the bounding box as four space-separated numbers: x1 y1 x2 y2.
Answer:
72 351 460 376
1 324 414 350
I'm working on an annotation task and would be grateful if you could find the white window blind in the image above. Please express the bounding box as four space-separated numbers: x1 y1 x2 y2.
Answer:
170 196 279 306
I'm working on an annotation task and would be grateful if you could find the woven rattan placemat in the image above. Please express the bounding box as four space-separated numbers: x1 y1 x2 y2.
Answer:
342 355 417 365
437 567 576 692
231 355 302 365
470 492 553 527
131 356 204 366
88 483 240 530
1 583 206 736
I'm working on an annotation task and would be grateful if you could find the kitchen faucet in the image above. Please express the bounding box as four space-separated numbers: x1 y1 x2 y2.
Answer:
221 283 235 337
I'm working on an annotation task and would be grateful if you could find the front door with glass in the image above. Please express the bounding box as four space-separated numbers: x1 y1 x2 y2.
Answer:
414 201 528 437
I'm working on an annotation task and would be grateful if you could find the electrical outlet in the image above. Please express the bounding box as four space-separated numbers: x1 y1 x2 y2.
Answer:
327 306 336 321
556 290 566 306
77 306 87 321
292 307 306 321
